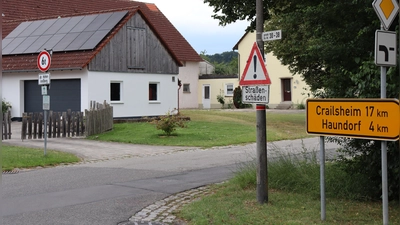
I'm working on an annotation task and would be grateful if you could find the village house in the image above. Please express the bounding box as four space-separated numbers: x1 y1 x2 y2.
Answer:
233 31 310 109
2 0 203 119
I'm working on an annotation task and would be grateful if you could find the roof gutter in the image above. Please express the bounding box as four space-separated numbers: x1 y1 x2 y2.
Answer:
2 67 83 73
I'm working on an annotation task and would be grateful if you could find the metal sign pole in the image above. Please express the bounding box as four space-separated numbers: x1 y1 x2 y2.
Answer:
320 136 326 221
380 39 389 224
38 49 52 156
371 0 397 219
44 109 47 156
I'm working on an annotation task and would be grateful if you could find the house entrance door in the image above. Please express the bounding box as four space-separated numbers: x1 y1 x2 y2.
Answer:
281 78 292 101
202 84 211 109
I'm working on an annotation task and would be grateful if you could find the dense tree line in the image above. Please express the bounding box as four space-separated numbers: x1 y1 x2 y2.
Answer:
200 51 238 75
204 0 399 200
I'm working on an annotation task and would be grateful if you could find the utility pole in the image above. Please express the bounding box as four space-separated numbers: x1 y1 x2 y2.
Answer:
255 0 268 204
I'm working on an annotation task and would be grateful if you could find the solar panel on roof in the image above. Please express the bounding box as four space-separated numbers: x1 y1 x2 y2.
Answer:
43 18 69 35
70 14 97 33
57 16 84 34
3 37 25 54
24 35 52 53
2 11 128 55
80 30 109 50
53 33 80 51
2 38 13 50
100 11 127 30
18 20 44 37
84 13 111 32
38 34 66 52
13 36 39 54
31 19 57 36
6 21 32 38
65 32 95 51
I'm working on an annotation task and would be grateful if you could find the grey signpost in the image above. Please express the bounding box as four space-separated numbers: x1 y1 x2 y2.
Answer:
38 50 52 155
240 41 271 204
372 1 398 224
238 0 277 204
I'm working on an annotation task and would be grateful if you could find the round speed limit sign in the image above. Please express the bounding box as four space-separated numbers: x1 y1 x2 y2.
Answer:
37 50 51 72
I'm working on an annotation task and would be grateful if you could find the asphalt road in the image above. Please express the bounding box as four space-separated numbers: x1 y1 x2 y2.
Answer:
2 144 254 224
2 121 340 225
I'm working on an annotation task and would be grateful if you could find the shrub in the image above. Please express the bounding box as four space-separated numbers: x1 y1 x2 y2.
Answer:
296 101 306 109
333 138 399 200
233 86 242 109
2 99 12 113
227 98 233 109
151 111 186 136
216 90 225 108
233 86 252 109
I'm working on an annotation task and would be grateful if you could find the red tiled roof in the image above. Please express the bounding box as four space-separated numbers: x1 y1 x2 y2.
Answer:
2 0 202 72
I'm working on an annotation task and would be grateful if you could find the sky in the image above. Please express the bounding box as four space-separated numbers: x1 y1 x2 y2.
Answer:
146 0 249 55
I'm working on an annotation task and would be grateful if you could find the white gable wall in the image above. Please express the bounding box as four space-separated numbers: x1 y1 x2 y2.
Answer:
178 61 200 109
2 69 177 118
88 71 178 117
2 70 89 118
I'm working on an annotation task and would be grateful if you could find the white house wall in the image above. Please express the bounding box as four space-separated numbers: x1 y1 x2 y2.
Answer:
88 71 178 117
2 70 88 118
178 61 200 109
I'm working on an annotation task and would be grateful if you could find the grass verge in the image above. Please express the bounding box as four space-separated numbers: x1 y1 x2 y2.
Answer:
177 149 400 224
178 183 399 225
2 145 80 171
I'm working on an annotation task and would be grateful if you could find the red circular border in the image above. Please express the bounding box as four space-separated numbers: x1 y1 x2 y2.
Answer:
37 51 51 72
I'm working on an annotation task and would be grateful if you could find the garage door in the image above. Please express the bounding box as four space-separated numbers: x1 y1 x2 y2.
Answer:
24 79 81 113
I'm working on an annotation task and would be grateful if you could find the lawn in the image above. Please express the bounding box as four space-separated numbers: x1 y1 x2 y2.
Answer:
4 109 308 170
88 109 310 148
2 145 80 171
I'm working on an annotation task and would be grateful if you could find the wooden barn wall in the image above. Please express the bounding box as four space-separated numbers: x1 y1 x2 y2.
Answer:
89 13 179 74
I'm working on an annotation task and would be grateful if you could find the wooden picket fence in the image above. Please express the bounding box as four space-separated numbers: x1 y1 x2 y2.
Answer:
85 100 113 136
21 110 85 140
2 111 12 140
21 100 113 140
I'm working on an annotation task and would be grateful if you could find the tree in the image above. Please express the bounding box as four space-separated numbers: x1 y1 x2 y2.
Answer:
204 0 268 30
200 51 239 75
205 0 400 200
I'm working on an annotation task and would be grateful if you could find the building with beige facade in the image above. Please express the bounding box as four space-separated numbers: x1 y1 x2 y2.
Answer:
233 31 310 109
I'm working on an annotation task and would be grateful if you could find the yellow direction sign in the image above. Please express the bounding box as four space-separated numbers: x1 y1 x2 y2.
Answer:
306 99 399 141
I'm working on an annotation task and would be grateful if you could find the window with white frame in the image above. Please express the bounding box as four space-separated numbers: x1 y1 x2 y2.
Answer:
110 81 122 102
183 83 190 93
225 83 234 96
149 82 159 102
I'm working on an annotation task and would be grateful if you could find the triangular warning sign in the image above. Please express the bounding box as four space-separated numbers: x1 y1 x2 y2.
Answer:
239 42 271 86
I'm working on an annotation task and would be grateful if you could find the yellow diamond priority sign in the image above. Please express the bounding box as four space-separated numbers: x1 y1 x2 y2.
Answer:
373 0 399 30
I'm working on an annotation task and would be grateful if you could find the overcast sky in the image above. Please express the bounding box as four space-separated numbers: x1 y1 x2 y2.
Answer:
146 0 249 55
